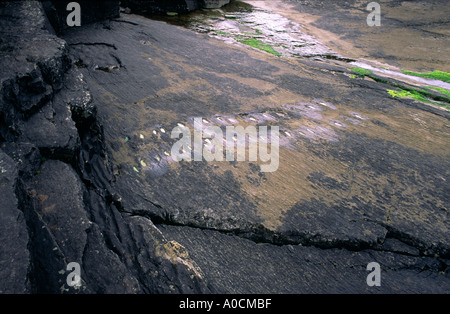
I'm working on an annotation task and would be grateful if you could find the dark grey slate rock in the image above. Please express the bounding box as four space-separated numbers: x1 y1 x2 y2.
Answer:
17 98 79 162
43 1 120 34
159 224 450 294
278 198 388 250
14 66 94 163
123 215 213 293
1 142 42 181
0 149 30 294
121 0 200 14
202 0 230 9
0 1 71 141
382 238 420 256
32 160 89 263
83 189 213 293
80 223 141 293
22 160 89 292
1 0 449 294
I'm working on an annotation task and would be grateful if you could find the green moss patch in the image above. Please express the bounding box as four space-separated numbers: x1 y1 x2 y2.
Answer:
387 88 450 110
387 89 427 102
349 67 373 77
401 70 450 83
425 86 450 97
238 38 281 56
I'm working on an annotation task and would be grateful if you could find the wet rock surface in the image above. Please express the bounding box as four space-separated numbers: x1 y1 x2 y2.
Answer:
0 0 449 293
159 224 449 293
0 149 30 293
279 0 450 72
121 0 230 15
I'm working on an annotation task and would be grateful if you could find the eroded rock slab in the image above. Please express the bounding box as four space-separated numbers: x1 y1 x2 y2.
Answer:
0 150 30 293
1 1 214 293
0 1 71 140
62 12 449 259
43 1 120 34
159 225 450 293
1 0 449 294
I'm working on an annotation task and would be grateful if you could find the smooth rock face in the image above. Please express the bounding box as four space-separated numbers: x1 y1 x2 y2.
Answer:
60 9 449 293
159 225 450 293
0 0 449 294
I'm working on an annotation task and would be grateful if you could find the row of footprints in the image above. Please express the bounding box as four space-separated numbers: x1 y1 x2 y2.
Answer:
128 99 369 176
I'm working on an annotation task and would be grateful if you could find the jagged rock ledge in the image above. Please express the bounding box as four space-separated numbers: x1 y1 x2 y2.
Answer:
0 1 212 293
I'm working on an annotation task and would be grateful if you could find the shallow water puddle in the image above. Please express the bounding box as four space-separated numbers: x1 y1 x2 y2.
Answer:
150 1 344 60
350 61 450 90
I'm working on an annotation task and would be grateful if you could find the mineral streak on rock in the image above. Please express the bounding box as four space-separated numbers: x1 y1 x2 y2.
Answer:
0 0 449 294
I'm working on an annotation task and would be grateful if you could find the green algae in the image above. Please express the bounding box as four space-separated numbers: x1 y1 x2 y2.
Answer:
349 67 373 77
425 86 450 97
238 38 281 56
387 88 450 110
401 70 450 83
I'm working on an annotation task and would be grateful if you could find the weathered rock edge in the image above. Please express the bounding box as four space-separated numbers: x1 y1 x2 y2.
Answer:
1 1 212 293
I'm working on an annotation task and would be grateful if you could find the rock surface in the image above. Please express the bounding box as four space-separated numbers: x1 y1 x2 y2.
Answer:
0 149 29 293
121 0 200 14
159 224 449 293
0 0 449 294
0 1 213 294
120 0 231 15
278 0 450 72
203 0 230 9
42 1 120 34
